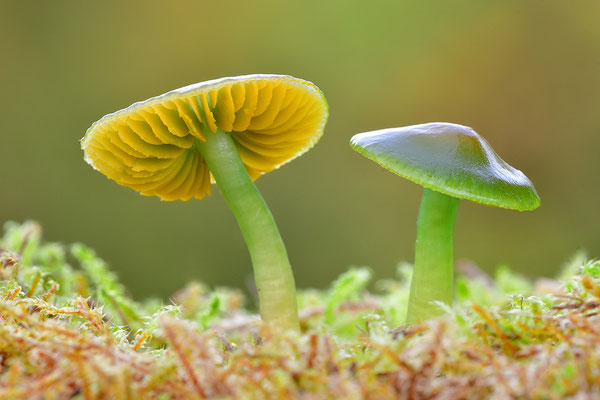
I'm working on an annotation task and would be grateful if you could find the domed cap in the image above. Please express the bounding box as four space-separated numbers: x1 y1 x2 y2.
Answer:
350 122 540 211
81 74 328 201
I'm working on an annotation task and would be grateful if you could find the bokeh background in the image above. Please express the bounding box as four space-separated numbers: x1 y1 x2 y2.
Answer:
1 1 599 300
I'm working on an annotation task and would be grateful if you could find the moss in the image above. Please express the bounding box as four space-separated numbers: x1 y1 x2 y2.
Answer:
0 221 599 398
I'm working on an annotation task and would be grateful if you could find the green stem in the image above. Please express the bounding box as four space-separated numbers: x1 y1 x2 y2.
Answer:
406 188 460 323
195 129 299 331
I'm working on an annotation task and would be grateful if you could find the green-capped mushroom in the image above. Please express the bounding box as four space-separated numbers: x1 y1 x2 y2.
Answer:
82 74 329 331
350 122 540 323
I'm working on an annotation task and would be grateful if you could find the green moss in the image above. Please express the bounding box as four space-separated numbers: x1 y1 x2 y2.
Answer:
1 221 600 398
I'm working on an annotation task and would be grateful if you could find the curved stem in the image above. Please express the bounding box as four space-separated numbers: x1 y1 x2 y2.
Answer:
406 188 459 323
195 129 299 331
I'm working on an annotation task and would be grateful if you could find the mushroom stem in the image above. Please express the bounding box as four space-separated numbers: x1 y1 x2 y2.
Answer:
195 129 299 331
406 188 459 323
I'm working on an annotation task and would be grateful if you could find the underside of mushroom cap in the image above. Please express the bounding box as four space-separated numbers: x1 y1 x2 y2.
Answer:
350 122 540 211
81 74 328 201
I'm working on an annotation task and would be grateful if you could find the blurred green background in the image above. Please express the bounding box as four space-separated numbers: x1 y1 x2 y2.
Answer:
1 1 599 300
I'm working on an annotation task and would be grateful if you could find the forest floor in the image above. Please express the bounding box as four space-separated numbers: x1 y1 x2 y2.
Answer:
1 221 599 399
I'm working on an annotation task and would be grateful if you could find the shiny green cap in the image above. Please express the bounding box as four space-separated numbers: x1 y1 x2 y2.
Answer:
350 122 540 211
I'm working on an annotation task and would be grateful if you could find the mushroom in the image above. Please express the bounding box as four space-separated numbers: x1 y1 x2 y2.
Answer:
350 122 540 323
81 74 328 331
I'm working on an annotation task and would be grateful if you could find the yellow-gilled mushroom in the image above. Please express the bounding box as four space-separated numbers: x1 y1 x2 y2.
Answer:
82 74 329 331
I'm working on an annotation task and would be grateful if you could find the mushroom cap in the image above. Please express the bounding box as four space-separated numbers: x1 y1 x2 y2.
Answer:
81 74 328 201
350 122 540 211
